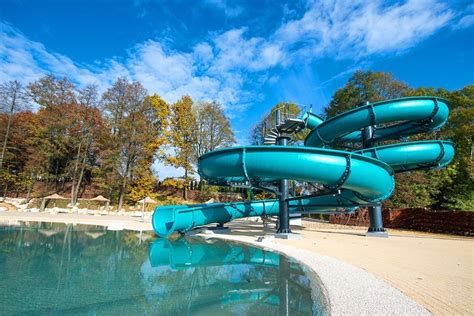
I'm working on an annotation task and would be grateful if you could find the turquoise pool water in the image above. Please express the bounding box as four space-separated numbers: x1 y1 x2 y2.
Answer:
0 222 327 315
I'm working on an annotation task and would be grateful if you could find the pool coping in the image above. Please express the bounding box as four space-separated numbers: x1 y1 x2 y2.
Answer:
198 231 431 315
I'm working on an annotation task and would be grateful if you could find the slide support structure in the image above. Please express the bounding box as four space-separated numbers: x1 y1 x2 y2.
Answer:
276 109 292 234
362 105 388 237
152 96 455 239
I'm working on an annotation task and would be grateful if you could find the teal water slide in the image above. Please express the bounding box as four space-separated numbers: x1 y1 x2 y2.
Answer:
153 97 455 237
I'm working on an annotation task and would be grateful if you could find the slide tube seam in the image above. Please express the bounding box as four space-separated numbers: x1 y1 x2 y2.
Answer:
315 128 331 146
423 98 439 124
241 147 251 184
324 154 352 191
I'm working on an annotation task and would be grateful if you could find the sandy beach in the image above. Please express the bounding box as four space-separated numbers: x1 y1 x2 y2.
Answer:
1 210 472 315
0 210 152 231
223 219 474 315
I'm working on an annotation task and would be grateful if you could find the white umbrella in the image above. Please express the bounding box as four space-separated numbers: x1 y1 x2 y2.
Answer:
138 196 158 222
138 196 157 204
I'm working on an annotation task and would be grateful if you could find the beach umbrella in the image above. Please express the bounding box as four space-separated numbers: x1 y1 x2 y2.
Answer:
90 195 111 210
138 196 158 221
40 193 67 211
44 193 67 200
90 195 110 202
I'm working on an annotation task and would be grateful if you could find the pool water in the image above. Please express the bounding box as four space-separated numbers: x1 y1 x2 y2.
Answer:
0 222 327 315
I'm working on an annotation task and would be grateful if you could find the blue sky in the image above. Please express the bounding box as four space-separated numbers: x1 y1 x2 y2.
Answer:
1 0 473 178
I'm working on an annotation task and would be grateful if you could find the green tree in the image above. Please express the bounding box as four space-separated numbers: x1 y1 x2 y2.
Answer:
192 101 235 162
408 85 474 210
168 95 196 200
101 78 148 210
324 71 409 118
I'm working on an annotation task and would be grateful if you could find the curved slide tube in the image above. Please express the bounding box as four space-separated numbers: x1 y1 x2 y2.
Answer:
153 97 455 237
149 238 280 269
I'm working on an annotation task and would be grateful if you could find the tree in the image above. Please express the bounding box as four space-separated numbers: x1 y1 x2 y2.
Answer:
324 71 409 118
68 102 105 205
28 75 76 109
0 80 29 170
101 80 169 210
192 101 235 162
101 78 146 210
0 111 38 198
168 95 196 200
408 85 474 210
128 94 170 203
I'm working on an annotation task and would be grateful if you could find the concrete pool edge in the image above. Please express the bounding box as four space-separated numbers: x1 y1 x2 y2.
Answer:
198 231 431 315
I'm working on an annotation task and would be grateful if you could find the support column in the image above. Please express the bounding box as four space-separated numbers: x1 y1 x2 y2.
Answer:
362 117 388 237
276 108 291 234
277 136 291 234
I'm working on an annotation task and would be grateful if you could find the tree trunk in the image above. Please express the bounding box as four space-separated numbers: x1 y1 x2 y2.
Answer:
26 178 34 202
0 94 16 170
70 141 82 206
73 141 89 205
117 159 131 212
183 168 188 200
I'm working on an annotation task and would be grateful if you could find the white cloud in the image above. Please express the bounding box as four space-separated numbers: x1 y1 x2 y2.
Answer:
203 0 244 18
0 0 458 113
453 4 474 30
274 0 453 59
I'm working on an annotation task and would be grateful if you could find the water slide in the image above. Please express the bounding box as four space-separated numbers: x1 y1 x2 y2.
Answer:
153 97 455 237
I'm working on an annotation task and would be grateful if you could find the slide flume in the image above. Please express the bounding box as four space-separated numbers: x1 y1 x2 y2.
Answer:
153 97 455 237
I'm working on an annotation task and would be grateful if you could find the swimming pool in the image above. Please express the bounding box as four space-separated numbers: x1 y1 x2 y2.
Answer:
0 221 327 315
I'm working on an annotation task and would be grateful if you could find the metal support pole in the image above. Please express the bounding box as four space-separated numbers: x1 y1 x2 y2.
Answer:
276 110 291 234
362 102 388 237
367 204 385 232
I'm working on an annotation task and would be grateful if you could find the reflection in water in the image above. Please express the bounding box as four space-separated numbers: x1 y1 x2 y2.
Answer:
0 222 327 315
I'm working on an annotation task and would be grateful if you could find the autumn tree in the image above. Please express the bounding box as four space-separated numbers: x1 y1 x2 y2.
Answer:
0 80 29 170
68 95 105 205
27 75 81 193
128 94 170 203
102 79 169 210
0 111 37 197
28 75 76 109
168 95 196 200
192 101 235 162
